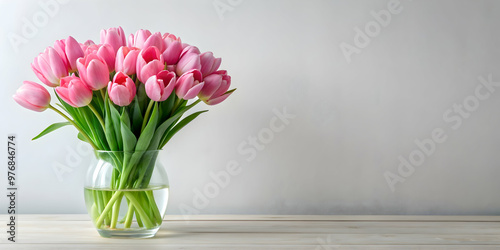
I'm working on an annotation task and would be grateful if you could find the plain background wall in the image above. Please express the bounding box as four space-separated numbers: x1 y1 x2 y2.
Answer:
1 0 500 215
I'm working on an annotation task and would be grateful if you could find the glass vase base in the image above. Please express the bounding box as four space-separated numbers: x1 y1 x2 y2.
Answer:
97 227 160 238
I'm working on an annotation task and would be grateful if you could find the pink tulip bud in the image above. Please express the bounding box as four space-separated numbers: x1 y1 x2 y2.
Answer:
77 54 109 90
100 27 126 54
31 47 68 87
55 76 93 107
85 44 115 72
115 46 140 75
13 81 51 112
80 40 95 52
198 70 233 105
176 53 201 76
142 32 164 51
162 33 183 65
176 69 204 100
136 46 164 83
163 33 181 43
108 72 136 106
199 52 222 77
53 36 84 72
180 44 200 57
145 70 176 102
128 29 152 49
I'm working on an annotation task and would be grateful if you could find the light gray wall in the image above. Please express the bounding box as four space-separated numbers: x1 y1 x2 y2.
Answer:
1 0 500 215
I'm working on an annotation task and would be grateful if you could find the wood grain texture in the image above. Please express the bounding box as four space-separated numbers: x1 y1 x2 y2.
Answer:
1 215 499 249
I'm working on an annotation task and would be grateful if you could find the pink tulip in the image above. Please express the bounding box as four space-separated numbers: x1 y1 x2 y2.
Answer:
176 69 204 100
115 46 140 75
31 47 68 87
108 72 136 106
53 36 84 72
85 44 115 72
180 44 200 57
142 32 164 51
13 81 51 112
176 53 201 76
76 54 109 90
55 76 93 107
80 40 95 52
198 70 233 105
128 29 152 49
136 46 164 83
145 70 176 102
199 52 221 77
162 33 182 65
100 27 126 54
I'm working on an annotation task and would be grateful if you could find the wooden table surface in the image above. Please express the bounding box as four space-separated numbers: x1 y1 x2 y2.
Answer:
1 215 500 249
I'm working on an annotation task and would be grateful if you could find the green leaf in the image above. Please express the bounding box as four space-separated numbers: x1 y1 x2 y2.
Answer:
55 103 67 113
160 110 208 149
104 96 118 151
77 132 86 142
131 98 144 134
148 107 189 150
135 102 158 151
159 93 176 121
54 91 91 134
109 101 123 150
32 122 71 140
157 100 203 147
79 106 105 149
121 120 137 152
121 108 131 129
136 84 148 113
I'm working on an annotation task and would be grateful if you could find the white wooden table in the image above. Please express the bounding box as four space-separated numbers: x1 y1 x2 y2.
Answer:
1 215 500 249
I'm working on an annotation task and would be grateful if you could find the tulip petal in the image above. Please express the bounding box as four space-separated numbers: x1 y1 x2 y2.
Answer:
139 60 163 83
211 75 231 98
206 92 232 105
86 60 109 90
13 94 45 112
145 76 162 101
109 85 132 106
55 86 75 107
176 53 201 76
200 74 222 99
65 36 84 70
144 32 164 51
32 62 54 87
163 41 182 65
48 47 68 78
37 56 58 84
122 49 139 75
68 83 92 107
19 82 50 107
183 82 204 100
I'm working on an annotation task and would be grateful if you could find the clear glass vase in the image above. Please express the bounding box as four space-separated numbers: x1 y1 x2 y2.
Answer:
84 150 169 238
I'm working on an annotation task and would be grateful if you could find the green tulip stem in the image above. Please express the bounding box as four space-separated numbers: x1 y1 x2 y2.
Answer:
48 105 98 150
88 103 105 131
141 100 155 132
95 190 123 228
100 89 106 100
170 97 183 116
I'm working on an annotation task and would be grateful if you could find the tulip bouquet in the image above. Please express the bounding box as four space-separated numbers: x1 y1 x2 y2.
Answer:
13 27 234 234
